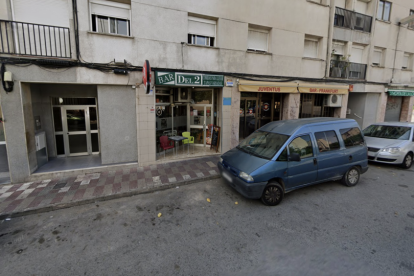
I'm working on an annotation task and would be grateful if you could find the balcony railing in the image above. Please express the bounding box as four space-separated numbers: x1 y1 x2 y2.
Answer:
0 20 71 58
330 60 367 80
334 7 372 33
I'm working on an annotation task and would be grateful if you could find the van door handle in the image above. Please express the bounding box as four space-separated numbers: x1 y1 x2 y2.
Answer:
313 158 317 165
349 155 353 161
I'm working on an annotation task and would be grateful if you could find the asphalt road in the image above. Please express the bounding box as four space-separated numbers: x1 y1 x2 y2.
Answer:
0 163 414 276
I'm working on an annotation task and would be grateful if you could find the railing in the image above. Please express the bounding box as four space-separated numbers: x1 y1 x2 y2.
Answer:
334 7 372 33
0 20 71 58
330 60 367 80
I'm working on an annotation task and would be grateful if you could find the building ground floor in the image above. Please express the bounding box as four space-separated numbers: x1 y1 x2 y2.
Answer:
0 65 413 184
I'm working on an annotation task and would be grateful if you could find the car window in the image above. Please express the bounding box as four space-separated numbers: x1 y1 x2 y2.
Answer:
363 125 412 140
237 131 289 160
315 130 340 152
277 147 288 161
340 127 364 148
288 135 313 159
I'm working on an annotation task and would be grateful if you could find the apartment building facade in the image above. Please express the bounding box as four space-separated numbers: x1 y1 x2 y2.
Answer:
0 0 413 184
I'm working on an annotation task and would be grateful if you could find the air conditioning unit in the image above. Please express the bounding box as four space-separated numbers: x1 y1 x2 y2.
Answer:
173 88 190 102
324 94 343 107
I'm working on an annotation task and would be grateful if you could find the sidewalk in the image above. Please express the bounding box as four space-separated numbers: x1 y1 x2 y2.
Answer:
0 156 220 219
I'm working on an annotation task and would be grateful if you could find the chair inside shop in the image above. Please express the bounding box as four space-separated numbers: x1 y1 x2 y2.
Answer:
159 135 175 159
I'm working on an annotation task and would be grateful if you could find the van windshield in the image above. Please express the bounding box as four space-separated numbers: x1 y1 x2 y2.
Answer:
363 125 412 140
237 131 289 160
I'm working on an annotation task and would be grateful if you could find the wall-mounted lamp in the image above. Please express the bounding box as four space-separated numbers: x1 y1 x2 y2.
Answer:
59 97 64 104
1 63 14 93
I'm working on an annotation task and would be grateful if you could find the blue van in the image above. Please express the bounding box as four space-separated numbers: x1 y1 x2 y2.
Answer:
218 118 368 206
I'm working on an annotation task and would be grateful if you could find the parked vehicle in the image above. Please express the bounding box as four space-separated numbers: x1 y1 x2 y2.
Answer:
363 122 414 169
218 118 368 206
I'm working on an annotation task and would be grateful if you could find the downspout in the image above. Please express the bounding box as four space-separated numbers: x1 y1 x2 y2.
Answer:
71 0 80 61
390 22 401 84
9 0 20 54
325 0 335 78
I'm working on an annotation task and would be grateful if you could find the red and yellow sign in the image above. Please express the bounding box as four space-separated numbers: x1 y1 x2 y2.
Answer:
298 84 349 95
238 80 298 93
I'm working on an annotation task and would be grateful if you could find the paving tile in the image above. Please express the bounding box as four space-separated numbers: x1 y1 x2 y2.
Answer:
72 189 87 201
92 186 105 197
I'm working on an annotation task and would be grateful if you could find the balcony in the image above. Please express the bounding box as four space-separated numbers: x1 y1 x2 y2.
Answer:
330 60 367 80
334 7 372 33
0 20 71 58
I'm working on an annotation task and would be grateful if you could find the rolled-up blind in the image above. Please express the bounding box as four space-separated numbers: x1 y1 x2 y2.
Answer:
188 16 216 37
91 1 130 19
247 30 268 51
12 0 69 27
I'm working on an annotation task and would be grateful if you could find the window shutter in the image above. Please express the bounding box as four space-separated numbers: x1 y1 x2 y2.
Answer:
90 2 131 19
350 46 364 63
188 17 216 37
403 54 410 68
247 30 268 51
332 42 344 55
373 49 382 64
12 0 70 27
304 39 318 58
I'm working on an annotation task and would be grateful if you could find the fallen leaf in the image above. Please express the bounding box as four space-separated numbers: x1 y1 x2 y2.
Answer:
207 198 211 203
235 202 238 205
158 213 162 218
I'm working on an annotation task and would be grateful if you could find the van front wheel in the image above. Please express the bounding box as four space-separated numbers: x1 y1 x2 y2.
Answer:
342 166 360 187
261 183 284 206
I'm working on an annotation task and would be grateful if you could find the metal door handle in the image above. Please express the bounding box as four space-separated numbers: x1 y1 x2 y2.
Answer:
313 158 317 165
349 155 353 161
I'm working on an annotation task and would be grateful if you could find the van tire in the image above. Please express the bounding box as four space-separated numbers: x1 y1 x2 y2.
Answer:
401 153 413 169
341 166 360 187
261 182 284 206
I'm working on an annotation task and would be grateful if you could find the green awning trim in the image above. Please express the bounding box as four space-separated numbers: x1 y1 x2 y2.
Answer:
388 90 414 96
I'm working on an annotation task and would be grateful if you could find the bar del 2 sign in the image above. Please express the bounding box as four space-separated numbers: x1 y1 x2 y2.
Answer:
155 71 224 87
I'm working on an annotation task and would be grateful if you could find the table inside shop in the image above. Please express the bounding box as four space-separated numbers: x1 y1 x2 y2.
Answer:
168 136 189 156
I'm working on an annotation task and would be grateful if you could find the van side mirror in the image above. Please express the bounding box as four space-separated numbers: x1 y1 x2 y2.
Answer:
289 153 301 162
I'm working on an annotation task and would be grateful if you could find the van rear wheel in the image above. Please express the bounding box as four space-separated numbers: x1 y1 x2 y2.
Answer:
341 166 360 187
261 182 284 206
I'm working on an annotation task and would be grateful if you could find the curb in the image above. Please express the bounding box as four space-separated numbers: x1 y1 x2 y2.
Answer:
0 174 221 220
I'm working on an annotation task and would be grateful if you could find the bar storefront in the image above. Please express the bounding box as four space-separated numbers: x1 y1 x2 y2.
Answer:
154 71 224 160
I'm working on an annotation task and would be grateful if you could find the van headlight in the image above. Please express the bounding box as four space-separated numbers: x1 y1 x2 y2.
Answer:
239 171 254 183
381 147 400 154
219 157 223 163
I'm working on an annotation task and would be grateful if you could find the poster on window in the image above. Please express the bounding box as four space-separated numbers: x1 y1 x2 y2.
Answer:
206 124 214 145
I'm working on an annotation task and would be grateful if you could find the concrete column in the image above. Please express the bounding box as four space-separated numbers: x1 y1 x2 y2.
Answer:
377 92 388 123
334 93 349 118
221 86 232 153
399 96 414 122
0 82 31 183
282 93 300 120
230 85 240 149
136 72 156 166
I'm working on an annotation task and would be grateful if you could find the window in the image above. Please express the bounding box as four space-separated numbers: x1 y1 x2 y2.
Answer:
237 131 289 160
315 131 340 152
247 28 269 52
409 10 414 29
340 128 365 148
288 135 314 159
372 47 384 66
188 16 216 47
402 53 412 70
304 36 320 58
90 0 131 36
377 1 391 21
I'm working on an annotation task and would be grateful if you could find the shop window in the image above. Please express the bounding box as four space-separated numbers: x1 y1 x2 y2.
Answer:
340 128 365 148
191 90 212 104
247 28 269 52
372 47 384 66
288 135 313 159
402 53 412 70
304 35 320 59
315 131 340 152
90 0 131 36
377 0 391 21
187 16 216 47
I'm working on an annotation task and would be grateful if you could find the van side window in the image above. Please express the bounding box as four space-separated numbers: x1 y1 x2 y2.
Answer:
315 131 340 152
340 127 365 147
288 135 313 159
277 148 288 161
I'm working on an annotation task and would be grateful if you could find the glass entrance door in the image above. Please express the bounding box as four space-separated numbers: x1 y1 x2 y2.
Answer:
189 105 212 146
239 98 257 139
64 108 89 156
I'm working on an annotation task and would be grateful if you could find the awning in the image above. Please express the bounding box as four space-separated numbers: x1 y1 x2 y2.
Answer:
298 83 349 94
238 80 298 93
388 90 414 96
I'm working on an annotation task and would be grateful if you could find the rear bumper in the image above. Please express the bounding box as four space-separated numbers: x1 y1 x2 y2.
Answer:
217 162 267 199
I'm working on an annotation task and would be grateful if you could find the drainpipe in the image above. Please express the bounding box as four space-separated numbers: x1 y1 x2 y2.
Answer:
390 22 401 84
325 0 335 78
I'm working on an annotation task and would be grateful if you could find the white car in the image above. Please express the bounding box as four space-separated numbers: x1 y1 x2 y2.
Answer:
363 122 414 169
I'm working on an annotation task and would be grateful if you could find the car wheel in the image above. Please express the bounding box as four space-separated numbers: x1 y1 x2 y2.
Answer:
261 182 284 206
341 166 360 187
401 153 413 169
